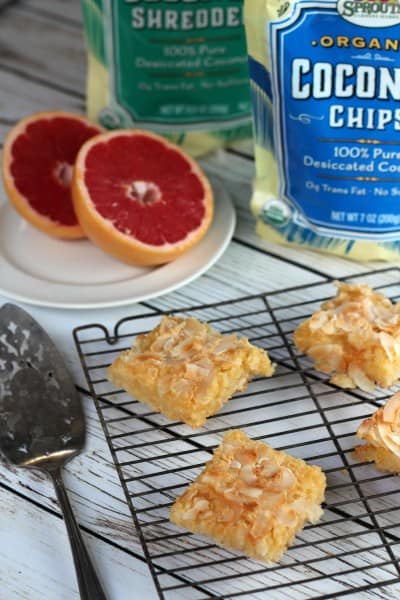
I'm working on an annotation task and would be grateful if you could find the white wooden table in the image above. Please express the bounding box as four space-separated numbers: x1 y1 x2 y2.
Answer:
0 2 398 598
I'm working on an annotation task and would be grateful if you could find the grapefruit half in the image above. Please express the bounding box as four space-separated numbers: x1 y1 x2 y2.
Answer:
2 111 101 239
72 130 214 266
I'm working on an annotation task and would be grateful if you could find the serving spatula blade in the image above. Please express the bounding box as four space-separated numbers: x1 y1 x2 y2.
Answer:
0 303 107 600
0 303 85 467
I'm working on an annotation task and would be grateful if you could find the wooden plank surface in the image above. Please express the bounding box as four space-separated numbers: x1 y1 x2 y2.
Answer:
0 485 158 600
0 69 85 140
22 0 83 24
0 3 86 96
0 392 148 556
1 0 400 598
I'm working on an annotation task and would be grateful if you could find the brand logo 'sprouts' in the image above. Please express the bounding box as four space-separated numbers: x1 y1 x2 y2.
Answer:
337 0 400 27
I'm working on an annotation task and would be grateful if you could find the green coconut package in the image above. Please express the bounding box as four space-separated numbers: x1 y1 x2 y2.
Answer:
245 0 400 260
81 0 252 157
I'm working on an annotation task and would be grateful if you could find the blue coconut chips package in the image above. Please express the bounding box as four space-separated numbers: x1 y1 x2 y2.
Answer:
245 0 400 260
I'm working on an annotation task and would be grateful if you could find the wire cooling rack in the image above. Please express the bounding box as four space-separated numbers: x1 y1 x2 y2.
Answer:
74 268 400 599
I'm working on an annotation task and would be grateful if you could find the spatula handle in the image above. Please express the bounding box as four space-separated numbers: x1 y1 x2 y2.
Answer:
51 469 108 600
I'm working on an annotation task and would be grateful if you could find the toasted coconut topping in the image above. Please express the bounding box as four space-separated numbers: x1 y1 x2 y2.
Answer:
171 430 326 558
330 373 355 389
357 392 400 459
348 365 374 393
294 282 400 391
109 315 275 429
132 316 268 367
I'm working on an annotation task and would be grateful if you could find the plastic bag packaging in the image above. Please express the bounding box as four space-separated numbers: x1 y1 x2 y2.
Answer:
81 0 252 157
244 0 400 260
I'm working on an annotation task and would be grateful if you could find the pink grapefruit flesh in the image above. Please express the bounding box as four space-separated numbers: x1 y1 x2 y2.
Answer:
73 130 214 265
2 111 101 239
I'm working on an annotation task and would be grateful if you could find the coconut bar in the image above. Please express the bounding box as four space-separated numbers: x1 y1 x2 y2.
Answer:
170 430 326 563
108 316 274 429
294 282 400 392
355 392 400 473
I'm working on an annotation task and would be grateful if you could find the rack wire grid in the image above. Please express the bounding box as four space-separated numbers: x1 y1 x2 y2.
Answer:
74 268 400 600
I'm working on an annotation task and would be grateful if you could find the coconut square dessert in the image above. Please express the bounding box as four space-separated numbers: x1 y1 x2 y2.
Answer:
354 392 400 473
170 430 326 563
294 282 400 392
108 316 275 429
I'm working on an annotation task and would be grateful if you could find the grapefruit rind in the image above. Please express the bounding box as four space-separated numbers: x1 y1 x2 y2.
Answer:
2 111 101 240
72 129 214 266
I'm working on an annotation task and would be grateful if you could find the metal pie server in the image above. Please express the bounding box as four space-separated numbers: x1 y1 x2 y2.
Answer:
0 303 107 600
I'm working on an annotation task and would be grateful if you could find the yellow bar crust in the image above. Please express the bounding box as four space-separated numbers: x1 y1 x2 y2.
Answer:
294 282 400 392
354 392 400 474
108 316 274 429
170 430 326 563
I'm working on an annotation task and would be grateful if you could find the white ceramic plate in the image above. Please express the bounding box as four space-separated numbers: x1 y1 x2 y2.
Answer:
0 182 235 309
